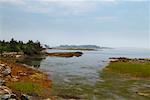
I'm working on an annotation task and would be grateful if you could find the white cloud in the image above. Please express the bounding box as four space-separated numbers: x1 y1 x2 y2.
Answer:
0 0 118 16
23 0 98 15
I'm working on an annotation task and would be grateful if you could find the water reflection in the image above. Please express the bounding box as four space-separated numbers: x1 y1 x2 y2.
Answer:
16 57 45 68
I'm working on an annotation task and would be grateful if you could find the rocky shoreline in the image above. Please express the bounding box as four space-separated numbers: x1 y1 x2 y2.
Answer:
0 60 52 100
1 51 83 58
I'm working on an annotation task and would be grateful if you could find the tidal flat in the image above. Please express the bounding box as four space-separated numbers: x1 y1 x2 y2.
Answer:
50 58 150 100
1 48 150 100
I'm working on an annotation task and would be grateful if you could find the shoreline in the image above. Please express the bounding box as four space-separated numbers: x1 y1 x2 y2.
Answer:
0 52 150 99
105 57 150 79
0 59 53 100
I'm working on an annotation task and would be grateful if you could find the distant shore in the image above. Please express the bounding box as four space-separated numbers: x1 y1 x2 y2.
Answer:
50 48 97 51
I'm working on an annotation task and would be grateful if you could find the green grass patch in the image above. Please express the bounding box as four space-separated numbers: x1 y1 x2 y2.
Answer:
10 81 42 94
105 61 150 78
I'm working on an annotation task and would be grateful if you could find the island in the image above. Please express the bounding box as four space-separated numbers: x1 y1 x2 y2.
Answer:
48 45 102 51
46 52 83 57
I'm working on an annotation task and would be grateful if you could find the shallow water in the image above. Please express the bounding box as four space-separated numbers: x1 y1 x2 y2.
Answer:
20 48 150 99
40 48 150 84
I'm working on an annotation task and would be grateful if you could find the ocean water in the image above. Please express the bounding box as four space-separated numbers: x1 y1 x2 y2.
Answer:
38 48 150 84
20 48 150 99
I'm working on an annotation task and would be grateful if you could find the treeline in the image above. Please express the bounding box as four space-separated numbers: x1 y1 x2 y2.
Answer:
0 38 43 55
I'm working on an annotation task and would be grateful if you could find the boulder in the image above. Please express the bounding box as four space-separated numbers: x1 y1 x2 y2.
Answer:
0 94 11 99
20 94 30 100
2 68 11 76
0 63 11 77
0 94 17 100
0 86 17 99
0 86 12 94
0 64 5 67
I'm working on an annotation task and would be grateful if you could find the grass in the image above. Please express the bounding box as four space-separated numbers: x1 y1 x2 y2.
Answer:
9 81 42 94
105 61 150 78
50 59 150 100
51 83 94 99
96 71 150 100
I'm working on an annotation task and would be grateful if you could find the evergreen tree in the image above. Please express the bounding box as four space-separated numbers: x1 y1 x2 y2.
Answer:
0 38 43 56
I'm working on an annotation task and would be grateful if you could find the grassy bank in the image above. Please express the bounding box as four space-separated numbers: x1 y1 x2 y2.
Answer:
104 59 150 78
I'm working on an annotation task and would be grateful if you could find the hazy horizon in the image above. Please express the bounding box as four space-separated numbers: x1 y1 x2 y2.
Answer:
0 0 149 48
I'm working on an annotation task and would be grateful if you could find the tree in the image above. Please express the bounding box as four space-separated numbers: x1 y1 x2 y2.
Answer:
0 38 43 56
9 38 19 52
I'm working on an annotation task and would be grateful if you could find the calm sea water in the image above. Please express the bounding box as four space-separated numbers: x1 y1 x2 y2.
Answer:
19 48 150 99
36 48 150 84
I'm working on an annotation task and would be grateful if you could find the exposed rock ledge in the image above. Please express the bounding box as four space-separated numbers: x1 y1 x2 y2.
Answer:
46 52 83 58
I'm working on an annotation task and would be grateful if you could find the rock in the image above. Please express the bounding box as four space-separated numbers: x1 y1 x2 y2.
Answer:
15 55 22 58
0 86 17 100
1 94 11 99
10 76 20 82
0 93 17 100
2 68 11 76
0 64 5 67
44 98 52 100
0 63 11 77
63 78 71 83
2 52 24 58
10 77 19 82
137 92 149 97
20 94 30 100
0 86 12 94
10 94 17 99
0 65 5 73
17 71 27 76
0 79 5 86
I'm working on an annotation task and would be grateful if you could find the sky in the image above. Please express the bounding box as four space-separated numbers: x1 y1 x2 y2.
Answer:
0 0 149 48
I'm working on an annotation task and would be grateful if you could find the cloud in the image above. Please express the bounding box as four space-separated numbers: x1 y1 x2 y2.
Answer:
23 0 99 16
0 0 118 16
